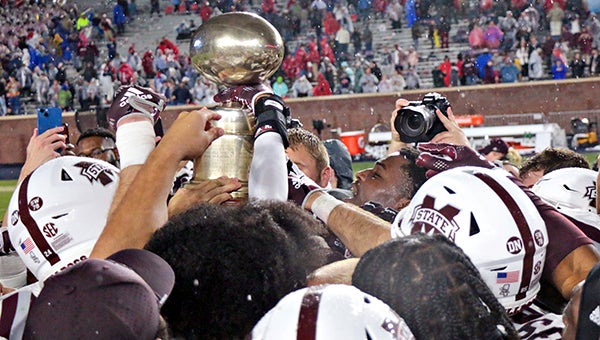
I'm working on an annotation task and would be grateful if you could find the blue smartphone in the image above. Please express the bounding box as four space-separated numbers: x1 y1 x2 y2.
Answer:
37 107 63 135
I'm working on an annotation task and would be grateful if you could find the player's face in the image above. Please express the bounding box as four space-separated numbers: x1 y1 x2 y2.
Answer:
562 281 583 340
286 145 327 187
520 169 544 187
76 136 119 167
347 154 412 210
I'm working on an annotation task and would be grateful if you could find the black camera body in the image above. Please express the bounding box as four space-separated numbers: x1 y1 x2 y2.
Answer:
394 92 451 143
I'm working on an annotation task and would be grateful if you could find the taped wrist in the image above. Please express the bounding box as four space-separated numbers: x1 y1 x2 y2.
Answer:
116 120 156 168
254 95 290 148
306 191 344 224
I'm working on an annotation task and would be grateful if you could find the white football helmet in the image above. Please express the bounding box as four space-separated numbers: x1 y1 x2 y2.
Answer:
251 284 415 340
531 167 600 235
395 166 548 315
7 156 119 281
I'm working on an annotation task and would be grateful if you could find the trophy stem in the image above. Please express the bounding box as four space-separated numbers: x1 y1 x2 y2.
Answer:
187 103 256 201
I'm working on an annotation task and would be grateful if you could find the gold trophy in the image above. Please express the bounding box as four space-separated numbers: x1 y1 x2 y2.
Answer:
188 12 285 201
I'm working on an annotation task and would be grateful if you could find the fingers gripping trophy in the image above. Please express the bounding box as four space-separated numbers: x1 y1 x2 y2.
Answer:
189 12 285 201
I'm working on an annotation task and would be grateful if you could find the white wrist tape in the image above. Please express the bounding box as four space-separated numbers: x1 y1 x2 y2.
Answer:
116 120 156 169
308 192 344 224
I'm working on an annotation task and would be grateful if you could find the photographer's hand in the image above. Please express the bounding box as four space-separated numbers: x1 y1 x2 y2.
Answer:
387 98 410 155
429 106 471 147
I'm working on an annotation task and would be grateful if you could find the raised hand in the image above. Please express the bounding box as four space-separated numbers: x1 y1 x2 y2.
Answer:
20 126 67 181
213 84 272 111
416 142 494 178
157 107 224 162
429 106 471 147
214 84 292 147
107 85 167 130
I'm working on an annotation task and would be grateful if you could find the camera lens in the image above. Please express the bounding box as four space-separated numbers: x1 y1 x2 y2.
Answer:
407 113 424 131
401 112 426 137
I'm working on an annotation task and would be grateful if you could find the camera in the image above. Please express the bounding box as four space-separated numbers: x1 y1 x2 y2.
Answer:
394 92 451 143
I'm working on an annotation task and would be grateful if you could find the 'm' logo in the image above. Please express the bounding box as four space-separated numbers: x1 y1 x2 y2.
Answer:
408 195 460 241
74 161 116 186
585 182 597 208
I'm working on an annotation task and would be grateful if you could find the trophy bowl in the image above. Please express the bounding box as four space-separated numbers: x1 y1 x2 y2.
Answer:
190 12 285 86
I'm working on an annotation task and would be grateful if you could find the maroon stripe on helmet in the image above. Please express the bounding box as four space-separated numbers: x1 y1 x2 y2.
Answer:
0 292 18 336
475 173 534 301
297 286 322 340
18 175 60 265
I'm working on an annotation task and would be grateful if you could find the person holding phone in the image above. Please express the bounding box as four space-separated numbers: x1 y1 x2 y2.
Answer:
37 107 75 156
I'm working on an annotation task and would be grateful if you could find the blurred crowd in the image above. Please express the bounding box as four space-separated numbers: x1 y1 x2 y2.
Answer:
437 0 600 86
1 0 600 116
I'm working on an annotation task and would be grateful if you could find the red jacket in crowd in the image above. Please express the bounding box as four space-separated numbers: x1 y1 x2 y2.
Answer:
313 73 333 96
308 42 321 63
323 12 341 36
158 38 179 56
200 4 212 22
295 45 308 69
117 62 135 84
320 37 336 64
142 51 155 77
261 0 276 13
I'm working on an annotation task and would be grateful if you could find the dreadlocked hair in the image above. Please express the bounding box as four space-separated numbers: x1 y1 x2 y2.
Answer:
352 234 519 340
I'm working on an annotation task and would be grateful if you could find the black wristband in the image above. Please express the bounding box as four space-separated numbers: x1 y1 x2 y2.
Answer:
254 94 286 113
254 109 290 148
254 95 291 148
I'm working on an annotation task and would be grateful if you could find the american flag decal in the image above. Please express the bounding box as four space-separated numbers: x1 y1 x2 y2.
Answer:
20 238 35 254
496 271 519 284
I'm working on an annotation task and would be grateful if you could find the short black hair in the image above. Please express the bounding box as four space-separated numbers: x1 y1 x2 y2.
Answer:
145 200 338 339
77 127 116 145
353 234 518 340
397 147 428 199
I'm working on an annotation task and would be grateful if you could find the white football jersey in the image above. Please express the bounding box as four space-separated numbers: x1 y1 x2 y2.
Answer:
0 282 42 340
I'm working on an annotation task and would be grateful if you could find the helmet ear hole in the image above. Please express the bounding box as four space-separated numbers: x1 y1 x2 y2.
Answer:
469 213 480 236
61 169 73 181
443 186 456 194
